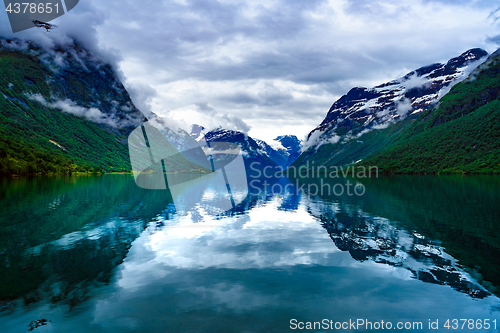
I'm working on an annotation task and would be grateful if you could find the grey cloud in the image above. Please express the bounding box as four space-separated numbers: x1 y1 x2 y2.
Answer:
195 102 216 113
219 93 260 106
125 82 158 118
487 34 500 46
0 0 123 74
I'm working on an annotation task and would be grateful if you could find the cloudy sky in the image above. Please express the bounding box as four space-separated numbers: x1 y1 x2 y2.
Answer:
1 0 500 143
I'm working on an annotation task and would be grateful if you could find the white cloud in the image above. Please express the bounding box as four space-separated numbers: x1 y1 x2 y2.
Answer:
402 73 432 91
28 94 140 128
157 103 251 134
396 98 413 117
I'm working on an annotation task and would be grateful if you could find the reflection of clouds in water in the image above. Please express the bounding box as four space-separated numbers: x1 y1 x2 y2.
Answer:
117 198 342 292
2 190 500 332
90 195 499 332
190 283 279 312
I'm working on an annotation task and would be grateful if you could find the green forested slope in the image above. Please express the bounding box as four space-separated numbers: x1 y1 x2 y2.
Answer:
291 49 500 174
0 41 206 176
0 50 128 174
291 114 418 168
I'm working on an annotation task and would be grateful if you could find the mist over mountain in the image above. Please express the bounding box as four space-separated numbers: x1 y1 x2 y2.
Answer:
2 31 498 176
0 36 147 174
361 47 500 173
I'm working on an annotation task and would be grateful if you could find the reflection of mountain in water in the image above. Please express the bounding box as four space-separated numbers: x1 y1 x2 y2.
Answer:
308 201 489 299
0 175 172 308
0 175 286 308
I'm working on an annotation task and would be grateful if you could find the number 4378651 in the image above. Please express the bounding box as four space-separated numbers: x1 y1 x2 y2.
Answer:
444 319 497 330
5 3 59 14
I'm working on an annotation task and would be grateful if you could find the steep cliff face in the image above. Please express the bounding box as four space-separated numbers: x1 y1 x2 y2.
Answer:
0 37 145 174
292 48 489 169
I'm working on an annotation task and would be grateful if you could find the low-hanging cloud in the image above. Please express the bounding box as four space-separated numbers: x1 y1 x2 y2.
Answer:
28 94 140 128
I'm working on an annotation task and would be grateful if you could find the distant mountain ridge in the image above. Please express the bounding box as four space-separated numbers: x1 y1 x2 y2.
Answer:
189 125 301 169
203 128 279 172
272 135 302 167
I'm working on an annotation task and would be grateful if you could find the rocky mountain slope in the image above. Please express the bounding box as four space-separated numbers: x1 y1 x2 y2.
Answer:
292 48 489 170
0 37 142 174
362 48 500 173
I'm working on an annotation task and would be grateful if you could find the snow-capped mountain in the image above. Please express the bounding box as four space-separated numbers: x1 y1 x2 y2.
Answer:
273 135 302 167
248 135 303 168
255 138 289 167
304 48 488 151
203 128 279 173
192 127 301 170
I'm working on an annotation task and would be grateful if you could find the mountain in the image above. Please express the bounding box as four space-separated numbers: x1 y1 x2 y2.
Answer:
247 135 302 168
273 135 302 167
0 37 204 175
203 128 279 174
254 138 288 168
291 48 489 170
191 126 299 172
0 37 141 175
361 48 500 173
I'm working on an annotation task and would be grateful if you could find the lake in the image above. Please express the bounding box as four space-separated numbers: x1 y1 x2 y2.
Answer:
0 174 499 332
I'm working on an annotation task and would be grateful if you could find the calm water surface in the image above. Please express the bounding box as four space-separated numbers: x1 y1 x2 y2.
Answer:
0 174 499 332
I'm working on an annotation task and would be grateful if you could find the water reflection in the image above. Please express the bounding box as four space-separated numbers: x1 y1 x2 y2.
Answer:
0 175 499 332
0 175 172 305
298 175 500 297
311 201 489 298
